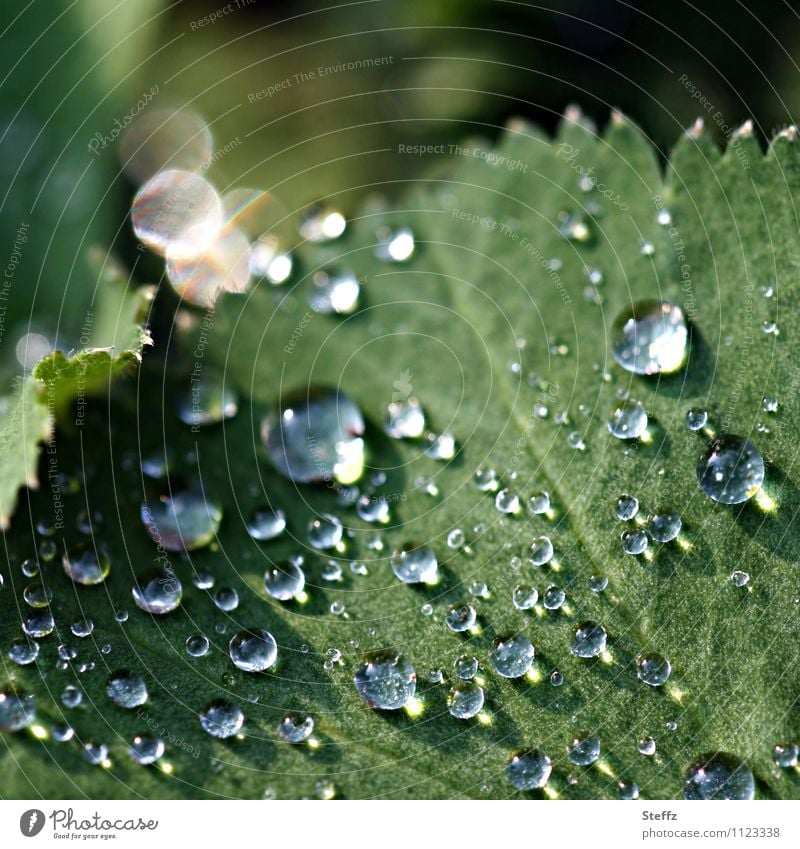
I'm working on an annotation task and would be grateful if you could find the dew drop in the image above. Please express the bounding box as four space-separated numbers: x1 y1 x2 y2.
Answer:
543 585 566 610
530 535 554 566
570 622 607 658
356 494 390 524
261 388 365 485
513 585 538 610
353 650 417 710
107 670 148 709
455 655 479 680
621 528 648 555
246 506 286 541
686 409 708 432
638 736 657 756
375 226 415 262
489 634 535 678
495 488 520 514
618 780 640 800
588 575 608 593
636 653 672 687
615 493 639 520
447 681 485 719
608 399 648 440
22 610 55 638
141 487 222 552
186 633 210 657
277 713 315 744
772 743 799 768
384 398 426 439
474 467 499 492
213 587 240 612
308 269 360 315
683 753 755 800
8 639 39 666
507 750 552 790
528 491 550 515
567 735 601 766
731 570 750 588
23 583 53 608
264 560 306 601
424 431 457 461
83 741 109 766
63 544 110 586
391 544 438 584
446 604 477 632
132 569 183 614
612 300 688 375
447 528 465 549
550 670 564 687
200 700 245 738
697 435 765 504
308 514 344 550
71 618 94 638
129 735 165 765
229 629 278 672
299 204 346 242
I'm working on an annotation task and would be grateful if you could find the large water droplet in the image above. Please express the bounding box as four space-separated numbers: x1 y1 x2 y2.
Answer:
129 734 166 765
447 681 484 719
621 528 648 555
391 544 438 584
513 585 538 610
608 399 648 440
647 511 682 542
22 610 55 638
229 629 278 672
186 633 210 657
132 569 183 614
683 753 755 800
132 169 222 259
612 300 688 375
277 713 315 743
697 435 765 504
63 544 110 585
8 639 39 666
308 514 344 550
264 560 306 601
507 750 552 790
200 700 245 738
353 650 416 710
107 670 148 709
141 487 222 551
489 634 535 678
570 622 607 658
0 690 36 732
446 604 477 633
530 535 554 566
261 388 365 485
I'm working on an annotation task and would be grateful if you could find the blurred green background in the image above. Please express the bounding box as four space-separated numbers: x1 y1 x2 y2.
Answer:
2 0 799 369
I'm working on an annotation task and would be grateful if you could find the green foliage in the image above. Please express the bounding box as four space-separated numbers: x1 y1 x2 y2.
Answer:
2 114 799 799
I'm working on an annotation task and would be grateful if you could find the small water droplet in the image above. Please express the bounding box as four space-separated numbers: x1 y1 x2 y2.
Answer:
141 488 222 551
621 528 648 555
356 495 390 524
71 618 94 638
447 528 465 549
474 467 499 492
615 494 639 520
264 560 306 601
489 634 535 678
63 544 110 585
731 570 750 588
567 735 601 766
608 399 648 440
683 752 755 800
424 431 457 461
647 511 682 542
375 226 415 262
618 779 640 800
527 491 550 515
308 269 360 315
7 639 39 666
588 575 608 593
129 735 165 765
299 204 346 242
200 700 245 738
22 610 55 638
638 735 657 756
246 506 287 541
448 681 485 719
177 372 238 427
353 650 416 710
686 409 708 432
229 629 278 672
23 583 53 608
384 398 426 439
550 670 564 687
543 585 566 610
83 741 109 766
571 622 607 658
0 690 36 731
636 653 672 687
446 604 477 632
186 633 210 657
277 713 315 743
214 587 240 612
495 488 520 514
454 655 478 680
107 670 148 709
772 743 799 768
391 544 438 584
612 301 688 375
513 585 538 610
530 535 554 566
132 569 183 615
507 750 552 790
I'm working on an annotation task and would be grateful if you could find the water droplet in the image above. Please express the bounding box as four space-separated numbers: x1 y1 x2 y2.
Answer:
356 494 390 524
308 514 344 550
424 431 457 461
177 372 238 427
229 629 278 672
567 735 601 766
495 488 520 514
132 169 222 259
38 540 57 562
375 226 415 262
420 603 433 616
588 575 608 593
63 544 110 585
608 399 648 440
686 409 708 432
141 488 222 551
129 735 165 765
264 560 306 601
132 569 183 614
638 736 657 756
22 610 55 638
71 618 94 638
115 609 129 623
489 634 535 678
277 713 315 744
245 506 287 541
762 397 779 414
530 535 554 566
8 639 39 666
697 435 765 504
447 528 465 549
772 743 799 768
23 583 52 608
762 320 779 336
683 753 755 800
618 780 640 800
571 622 607 658
455 655 478 680
474 467 499 492
621 528 648 555
528 491 551 515
636 653 672 687
384 398 426 439
567 431 586 450
649 511 683 542
261 388 365 485
52 724 75 743
615 493 639 520
507 750 552 790
107 670 148 709
550 670 564 687
200 700 245 738
213 587 240 612
299 204 346 242
447 681 485 719
20 559 39 577
612 300 688 375
83 741 109 766
543 585 566 610
186 633 210 657
0 690 36 731
314 779 336 800
446 604 477 632
353 650 416 710
308 269 360 315
730 570 750 588
391 544 438 584
322 560 343 582
513 585 538 610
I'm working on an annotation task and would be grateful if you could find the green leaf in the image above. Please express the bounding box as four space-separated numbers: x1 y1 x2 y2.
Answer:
0 258 153 528
3 113 800 800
